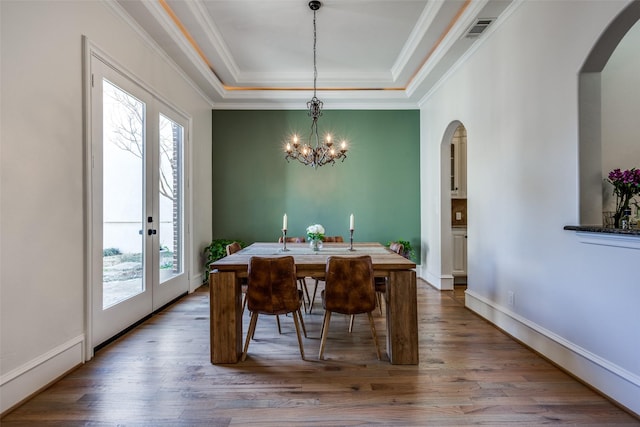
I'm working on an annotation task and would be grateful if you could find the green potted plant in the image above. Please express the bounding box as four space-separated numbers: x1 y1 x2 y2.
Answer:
203 239 246 283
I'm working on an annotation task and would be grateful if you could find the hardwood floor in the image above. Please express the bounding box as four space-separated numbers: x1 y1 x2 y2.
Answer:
2 280 638 426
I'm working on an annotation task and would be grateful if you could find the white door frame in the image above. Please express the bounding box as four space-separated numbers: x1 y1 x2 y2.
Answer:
82 37 191 360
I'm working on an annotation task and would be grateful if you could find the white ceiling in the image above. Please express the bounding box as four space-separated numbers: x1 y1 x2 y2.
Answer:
116 0 515 108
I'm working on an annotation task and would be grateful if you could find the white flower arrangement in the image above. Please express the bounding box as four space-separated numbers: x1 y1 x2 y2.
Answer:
306 224 325 241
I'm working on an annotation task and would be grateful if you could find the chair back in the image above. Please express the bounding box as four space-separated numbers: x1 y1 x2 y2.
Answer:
324 256 375 315
278 236 305 243
322 236 344 242
246 256 300 315
389 242 404 255
226 242 242 256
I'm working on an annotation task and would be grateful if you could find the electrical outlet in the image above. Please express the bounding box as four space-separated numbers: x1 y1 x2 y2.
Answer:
507 291 515 307
455 212 462 220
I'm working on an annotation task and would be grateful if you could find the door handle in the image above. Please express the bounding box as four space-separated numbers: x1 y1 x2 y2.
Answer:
147 229 157 236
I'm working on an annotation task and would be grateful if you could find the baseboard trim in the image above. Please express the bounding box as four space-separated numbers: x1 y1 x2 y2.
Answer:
421 269 454 290
465 290 640 417
0 335 85 414
190 273 204 292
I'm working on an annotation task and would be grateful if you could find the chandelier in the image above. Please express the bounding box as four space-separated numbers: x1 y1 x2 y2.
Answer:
284 0 348 168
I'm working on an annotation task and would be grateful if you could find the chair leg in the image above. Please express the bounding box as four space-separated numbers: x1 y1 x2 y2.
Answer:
250 314 279 338
297 309 307 338
297 287 308 313
348 314 355 333
309 279 320 313
241 293 248 314
299 278 311 307
300 292 308 313
367 312 381 360
319 309 326 338
376 292 382 315
242 312 259 361
291 311 305 360
251 313 257 339
318 311 332 360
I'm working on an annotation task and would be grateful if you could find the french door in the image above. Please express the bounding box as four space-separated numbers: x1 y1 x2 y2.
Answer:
90 53 189 348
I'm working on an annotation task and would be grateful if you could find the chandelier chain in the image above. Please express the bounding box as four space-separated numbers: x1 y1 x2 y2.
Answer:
313 8 318 100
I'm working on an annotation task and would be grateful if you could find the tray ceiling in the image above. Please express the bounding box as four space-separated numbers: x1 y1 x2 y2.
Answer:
116 0 514 108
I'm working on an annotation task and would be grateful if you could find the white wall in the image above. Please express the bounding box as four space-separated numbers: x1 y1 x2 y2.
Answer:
601 20 640 212
420 0 639 415
0 0 212 412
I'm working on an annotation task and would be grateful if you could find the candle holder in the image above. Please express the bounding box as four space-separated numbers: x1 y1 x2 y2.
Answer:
282 229 290 251
348 229 355 251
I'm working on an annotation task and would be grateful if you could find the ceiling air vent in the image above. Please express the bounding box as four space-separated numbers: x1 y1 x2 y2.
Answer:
464 18 495 38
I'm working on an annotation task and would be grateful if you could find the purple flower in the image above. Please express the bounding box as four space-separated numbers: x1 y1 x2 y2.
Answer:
607 167 640 210
608 168 640 189
608 168 623 181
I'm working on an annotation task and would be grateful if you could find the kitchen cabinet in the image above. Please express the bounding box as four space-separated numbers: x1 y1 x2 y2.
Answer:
452 228 467 276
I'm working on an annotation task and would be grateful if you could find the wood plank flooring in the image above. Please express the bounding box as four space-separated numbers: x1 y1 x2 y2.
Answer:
2 280 638 426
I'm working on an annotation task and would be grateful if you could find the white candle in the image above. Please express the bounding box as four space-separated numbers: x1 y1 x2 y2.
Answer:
349 214 354 230
283 213 288 230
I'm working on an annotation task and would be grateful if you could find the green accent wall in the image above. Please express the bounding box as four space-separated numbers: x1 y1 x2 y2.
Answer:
211 109 421 259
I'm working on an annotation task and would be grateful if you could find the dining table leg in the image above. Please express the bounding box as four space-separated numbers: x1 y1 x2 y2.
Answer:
210 270 242 363
386 270 419 364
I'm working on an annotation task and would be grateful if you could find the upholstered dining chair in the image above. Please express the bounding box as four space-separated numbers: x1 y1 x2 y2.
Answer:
307 235 344 313
227 242 285 333
277 236 311 310
241 256 307 361
318 255 381 361
278 236 306 243
226 242 250 314
389 241 405 256
363 241 405 324
225 241 242 256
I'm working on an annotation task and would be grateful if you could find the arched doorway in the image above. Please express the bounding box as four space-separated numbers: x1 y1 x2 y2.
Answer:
440 121 467 291
579 1 640 225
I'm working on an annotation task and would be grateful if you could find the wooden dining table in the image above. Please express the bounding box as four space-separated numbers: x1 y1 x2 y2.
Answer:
209 242 418 364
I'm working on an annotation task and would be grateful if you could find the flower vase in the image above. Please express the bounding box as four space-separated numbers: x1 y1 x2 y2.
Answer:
613 196 631 229
310 239 323 251
607 168 640 228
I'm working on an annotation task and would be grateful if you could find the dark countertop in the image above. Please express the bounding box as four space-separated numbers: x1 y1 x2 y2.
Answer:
564 225 640 236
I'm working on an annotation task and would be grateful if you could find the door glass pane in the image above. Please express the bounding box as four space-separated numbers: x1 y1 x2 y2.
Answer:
102 79 145 308
159 114 183 283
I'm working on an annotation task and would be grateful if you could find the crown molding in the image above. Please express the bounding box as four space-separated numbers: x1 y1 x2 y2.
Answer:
391 0 444 81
